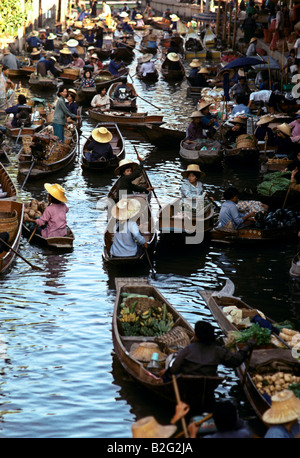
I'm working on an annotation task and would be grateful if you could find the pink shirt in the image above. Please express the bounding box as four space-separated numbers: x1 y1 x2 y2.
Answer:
290 120 300 138
36 203 69 238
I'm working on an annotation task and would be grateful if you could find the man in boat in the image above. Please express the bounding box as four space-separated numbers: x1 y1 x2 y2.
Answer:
26 31 43 52
114 155 153 201
186 111 205 145
108 56 126 76
70 52 85 69
113 77 133 101
122 17 134 34
188 59 201 86
36 56 62 78
2 49 21 70
139 54 157 78
254 114 276 145
85 126 115 162
216 187 256 231
4 94 28 128
165 52 181 71
52 86 80 143
198 101 219 138
109 198 148 258
248 89 281 115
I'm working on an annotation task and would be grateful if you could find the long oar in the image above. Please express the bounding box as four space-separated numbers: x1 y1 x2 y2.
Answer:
133 146 161 210
0 236 43 270
21 159 36 190
282 184 291 210
28 224 38 243
144 246 156 279
172 375 189 438
128 73 162 110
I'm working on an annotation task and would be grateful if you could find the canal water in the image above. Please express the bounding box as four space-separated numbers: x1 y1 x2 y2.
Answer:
0 36 299 438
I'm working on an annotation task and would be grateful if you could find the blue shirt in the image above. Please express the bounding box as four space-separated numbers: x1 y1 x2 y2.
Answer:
110 220 146 257
5 104 21 127
181 179 204 199
26 36 42 47
231 104 251 116
217 200 245 229
108 59 123 75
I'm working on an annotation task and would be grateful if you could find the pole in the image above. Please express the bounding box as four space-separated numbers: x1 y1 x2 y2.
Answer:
215 0 221 36
222 1 228 42
0 237 42 270
172 375 189 438
232 1 238 50
228 4 232 48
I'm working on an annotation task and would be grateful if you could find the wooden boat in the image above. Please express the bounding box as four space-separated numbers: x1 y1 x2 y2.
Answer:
76 86 97 106
0 200 24 274
223 145 259 166
186 78 203 98
112 277 224 412
179 138 223 167
103 195 157 266
8 68 27 78
161 56 185 81
160 35 184 55
136 56 159 83
199 288 300 420
0 162 17 200
108 82 137 112
260 158 293 174
28 75 62 91
17 126 79 180
94 69 129 92
139 34 158 55
150 17 171 31
81 122 125 172
20 65 35 77
157 198 215 242
5 123 45 140
58 67 81 84
290 252 300 278
22 223 75 250
88 109 163 127
184 27 206 60
137 124 185 148
111 44 135 62
238 188 300 212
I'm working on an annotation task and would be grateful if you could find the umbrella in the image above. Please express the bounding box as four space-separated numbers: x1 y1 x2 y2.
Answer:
252 56 280 70
222 56 263 70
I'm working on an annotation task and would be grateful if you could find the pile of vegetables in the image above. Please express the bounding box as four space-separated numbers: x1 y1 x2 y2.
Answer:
225 323 272 349
253 372 300 398
23 199 47 224
253 208 300 231
119 293 174 337
279 328 300 349
257 171 290 196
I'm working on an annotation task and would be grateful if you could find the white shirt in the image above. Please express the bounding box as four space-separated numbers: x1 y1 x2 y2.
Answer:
139 61 156 76
295 38 300 59
249 90 272 103
91 93 110 108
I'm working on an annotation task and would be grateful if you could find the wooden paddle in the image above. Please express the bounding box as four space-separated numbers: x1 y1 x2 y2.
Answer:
172 375 189 438
28 224 38 243
282 184 291 210
21 159 36 190
0 236 43 270
144 246 156 279
128 73 162 110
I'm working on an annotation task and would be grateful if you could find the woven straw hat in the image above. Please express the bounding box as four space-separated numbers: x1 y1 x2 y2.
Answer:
191 110 204 118
198 101 213 111
129 342 166 362
170 15 180 21
66 39 79 47
250 37 257 43
91 126 113 143
216 67 235 81
30 48 41 56
60 47 72 54
111 198 141 221
68 88 77 96
198 67 209 74
88 45 95 51
31 31 39 37
167 52 179 62
91 53 98 59
262 390 300 424
114 158 138 175
142 53 152 63
48 33 57 40
120 11 129 17
277 123 292 137
182 163 206 179
189 59 201 68
136 14 143 19
256 115 273 125
232 116 247 124
132 417 177 438
44 183 67 203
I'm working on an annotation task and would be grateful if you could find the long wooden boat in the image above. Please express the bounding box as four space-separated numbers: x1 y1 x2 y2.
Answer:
137 124 185 147
136 57 159 83
199 288 300 420
223 145 259 166
22 222 75 250
161 57 185 81
95 68 129 92
238 188 300 212
108 166 153 203
81 122 125 172
157 198 215 242
103 195 157 266
150 17 171 31
0 201 24 274
17 126 79 180
108 82 137 111
290 252 300 278
28 75 62 91
88 109 163 127
8 68 27 78
179 138 223 167
112 277 224 412
111 46 134 62
5 122 45 140
0 162 17 200
184 27 206 60
186 78 203 98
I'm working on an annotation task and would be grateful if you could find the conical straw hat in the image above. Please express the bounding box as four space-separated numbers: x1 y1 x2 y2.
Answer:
44 183 67 202
167 52 179 62
111 198 141 221
181 163 206 178
262 390 300 424
132 417 177 438
114 158 138 175
91 127 113 143
129 342 166 362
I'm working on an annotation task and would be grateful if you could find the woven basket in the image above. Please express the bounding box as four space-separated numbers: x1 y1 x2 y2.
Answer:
63 68 80 77
155 326 192 354
236 134 256 149
0 210 18 242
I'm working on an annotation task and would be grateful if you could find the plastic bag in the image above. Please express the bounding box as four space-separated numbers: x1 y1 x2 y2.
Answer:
211 278 240 299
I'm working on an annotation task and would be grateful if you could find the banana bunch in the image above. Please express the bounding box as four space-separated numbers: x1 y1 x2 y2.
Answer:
119 311 139 323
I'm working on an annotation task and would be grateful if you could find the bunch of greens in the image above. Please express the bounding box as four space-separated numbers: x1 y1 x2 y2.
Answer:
288 382 300 399
229 323 272 347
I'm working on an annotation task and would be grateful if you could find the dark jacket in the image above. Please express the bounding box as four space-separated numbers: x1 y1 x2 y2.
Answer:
116 163 149 200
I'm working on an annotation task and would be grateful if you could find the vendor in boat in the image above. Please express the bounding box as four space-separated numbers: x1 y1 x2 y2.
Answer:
135 14 145 27
2 48 21 70
36 56 62 78
44 33 57 51
289 114 300 140
26 31 43 52
165 52 181 71
198 101 219 138
85 29 95 44
216 187 256 230
4 94 27 128
113 77 132 101
65 89 79 116
122 17 134 34
52 86 79 143
254 115 276 145
161 320 255 385
180 164 206 214
0 66 15 105
147 34 158 51
229 75 251 99
66 38 79 55
246 36 257 56
91 87 110 111
90 53 104 74
58 47 73 66
262 390 300 438
188 59 202 87
186 111 204 143
71 52 85 69
109 198 148 258
139 54 157 77
27 183 69 238
196 67 210 88
272 123 297 159
78 70 96 89
248 90 280 115
114 155 153 201
224 116 247 144
85 126 115 162
108 56 126 76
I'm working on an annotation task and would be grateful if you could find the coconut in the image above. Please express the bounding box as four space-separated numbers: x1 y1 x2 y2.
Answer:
30 199 39 211
28 209 36 218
